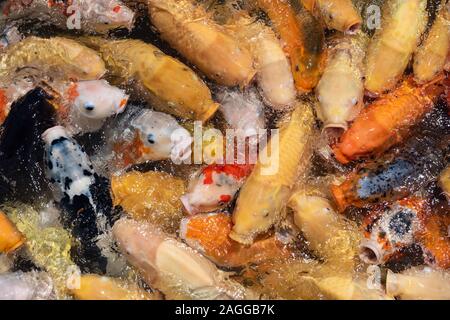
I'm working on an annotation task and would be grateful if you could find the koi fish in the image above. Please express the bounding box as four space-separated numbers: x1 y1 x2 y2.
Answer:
70 275 160 300
76 37 219 121
112 218 257 300
230 102 315 245
316 32 368 131
181 164 253 215
300 0 362 33
42 126 115 274
110 170 186 234
105 107 192 168
386 266 450 300
333 78 444 164
359 198 425 265
180 212 291 268
331 135 446 212
147 0 255 87
364 0 427 95
0 210 24 254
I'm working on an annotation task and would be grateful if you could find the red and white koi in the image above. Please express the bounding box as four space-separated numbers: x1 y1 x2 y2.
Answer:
181 164 253 215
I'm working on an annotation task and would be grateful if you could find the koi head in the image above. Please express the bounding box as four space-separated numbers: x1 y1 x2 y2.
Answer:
181 165 250 215
316 70 363 131
359 199 424 265
81 0 135 33
130 110 192 164
66 80 128 119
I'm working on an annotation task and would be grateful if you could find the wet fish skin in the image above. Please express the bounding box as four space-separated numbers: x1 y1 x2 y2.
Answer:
386 266 450 300
413 2 450 84
181 164 253 215
230 102 315 245
316 32 368 130
106 107 192 169
364 0 428 95
147 0 256 87
331 135 447 212
113 218 256 300
0 87 56 203
0 36 106 81
42 126 115 274
359 198 425 265
76 37 219 121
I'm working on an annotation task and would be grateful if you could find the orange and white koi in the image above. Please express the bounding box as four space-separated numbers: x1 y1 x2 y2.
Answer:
180 212 291 267
256 0 326 93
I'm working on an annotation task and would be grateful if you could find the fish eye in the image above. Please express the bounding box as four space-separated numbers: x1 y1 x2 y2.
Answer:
147 133 155 144
351 98 358 105
84 103 95 111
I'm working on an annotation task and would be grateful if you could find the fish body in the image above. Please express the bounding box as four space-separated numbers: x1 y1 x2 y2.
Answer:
364 0 427 95
0 0 135 34
413 2 450 84
359 198 425 265
106 107 192 168
386 267 450 300
70 275 160 300
0 272 54 300
257 0 325 93
78 37 218 121
288 191 360 267
42 126 114 274
0 210 24 254
333 78 443 164
231 14 296 109
230 102 315 245
180 212 291 268
147 0 255 87
181 164 253 215
300 0 362 33
112 218 256 300
111 170 185 234
0 88 56 203
0 36 106 81
316 32 368 130
331 135 446 211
